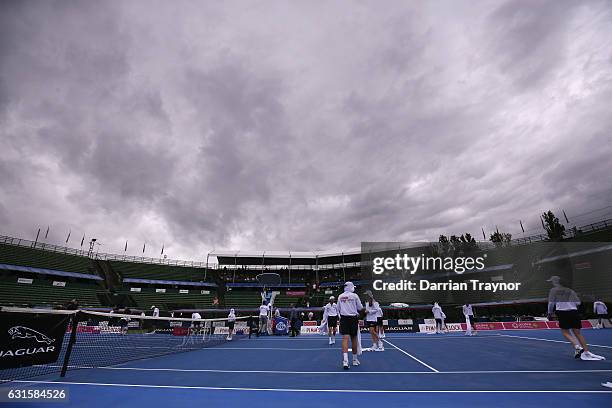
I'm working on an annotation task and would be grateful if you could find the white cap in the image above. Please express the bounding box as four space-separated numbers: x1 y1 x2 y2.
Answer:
344 281 355 293
329 296 335 300
546 275 561 283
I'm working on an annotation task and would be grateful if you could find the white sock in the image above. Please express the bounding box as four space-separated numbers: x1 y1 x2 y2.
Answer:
343 352 348 362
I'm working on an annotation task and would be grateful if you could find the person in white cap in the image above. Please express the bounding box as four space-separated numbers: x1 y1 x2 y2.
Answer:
151 305 160 318
463 303 476 336
593 299 610 329
547 276 605 360
337 281 365 369
432 302 444 334
227 308 236 340
323 296 339 344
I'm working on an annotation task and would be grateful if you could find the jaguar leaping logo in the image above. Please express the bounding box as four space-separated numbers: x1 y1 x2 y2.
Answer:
8 326 55 345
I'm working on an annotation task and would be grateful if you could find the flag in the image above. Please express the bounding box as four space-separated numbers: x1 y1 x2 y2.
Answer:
65 230 71 244
81 235 85 247
44 226 49 239
519 220 525 233
124 241 128 252
563 210 569 224
142 243 146 253
481 228 486 240
496 226 499 234
161 244 164 255
34 228 41 245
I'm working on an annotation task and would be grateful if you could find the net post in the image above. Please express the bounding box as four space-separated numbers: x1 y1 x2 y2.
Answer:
60 311 81 377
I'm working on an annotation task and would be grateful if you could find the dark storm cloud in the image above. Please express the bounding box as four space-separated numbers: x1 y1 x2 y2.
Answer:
1 0 611 259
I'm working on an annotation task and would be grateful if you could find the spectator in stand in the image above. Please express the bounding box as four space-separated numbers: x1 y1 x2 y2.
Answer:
65 298 79 310
289 304 299 337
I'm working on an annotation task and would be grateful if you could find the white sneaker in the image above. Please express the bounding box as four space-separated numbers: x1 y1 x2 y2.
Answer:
380 333 386 338
581 351 606 361
329 338 333 345
343 360 349 370
353 357 360 366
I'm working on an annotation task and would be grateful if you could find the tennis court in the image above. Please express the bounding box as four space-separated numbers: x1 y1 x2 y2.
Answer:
8 329 612 407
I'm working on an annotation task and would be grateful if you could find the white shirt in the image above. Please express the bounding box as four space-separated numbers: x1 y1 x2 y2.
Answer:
337 291 363 316
152 308 160 317
365 301 381 321
228 312 236 322
191 312 201 320
324 303 339 317
594 301 608 314
548 286 580 313
463 304 473 317
432 305 443 319
259 305 269 317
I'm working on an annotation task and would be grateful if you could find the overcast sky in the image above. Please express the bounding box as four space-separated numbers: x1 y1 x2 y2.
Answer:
1 0 611 261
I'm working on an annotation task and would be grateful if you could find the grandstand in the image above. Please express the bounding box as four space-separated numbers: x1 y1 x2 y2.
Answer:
0 216 610 319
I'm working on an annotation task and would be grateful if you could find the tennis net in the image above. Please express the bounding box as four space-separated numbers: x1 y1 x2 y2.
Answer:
0 307 249 383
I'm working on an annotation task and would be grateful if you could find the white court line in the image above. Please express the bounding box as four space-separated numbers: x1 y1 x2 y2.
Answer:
496 334 612 349
382 339 439 372
67 366 612 375
10 380 612 393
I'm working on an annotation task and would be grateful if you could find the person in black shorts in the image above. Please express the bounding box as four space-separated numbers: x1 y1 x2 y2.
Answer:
323 297 339 345
338 282 365 369
547 276 605 360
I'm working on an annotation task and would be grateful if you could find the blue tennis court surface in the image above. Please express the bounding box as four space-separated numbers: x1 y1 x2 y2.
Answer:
9 330 612 407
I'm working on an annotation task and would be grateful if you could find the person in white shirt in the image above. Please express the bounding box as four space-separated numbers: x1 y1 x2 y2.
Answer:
593 299 610 329
547 276 604 360
463 304 476 336
432 302 444 334
227 308 236 340
259 302 270 335
364 291 384 351
440 311 448 333
151 305 160 318
323 296 339 344
189 311 203 337
337 281 365 369
376 304 385 339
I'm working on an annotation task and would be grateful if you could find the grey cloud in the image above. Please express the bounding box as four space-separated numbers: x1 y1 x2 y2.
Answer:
1 1 611 258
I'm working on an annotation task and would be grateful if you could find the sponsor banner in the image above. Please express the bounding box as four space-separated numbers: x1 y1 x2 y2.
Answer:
397 319 414 326
300 326 320 335
397 319 413 325
214 327 249 335
179 289 189 294
52 281 66 287
324 290 333 295
17 278 33 284
201 290 210 295
286 291 306 296
274 317 289 335
383 325 414 333
155 288 166 293
130 287 141 292
473 322 504 331
302 320 318 327
173 327 189 336
502 321 548 330
417 320 595 333
0 311 71 369
424 319 436 325
418 324 436 333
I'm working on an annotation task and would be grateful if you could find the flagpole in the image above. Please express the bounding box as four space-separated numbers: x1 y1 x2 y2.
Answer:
33 228 41 248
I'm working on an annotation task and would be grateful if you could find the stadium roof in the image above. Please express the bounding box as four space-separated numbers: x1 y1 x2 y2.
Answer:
210 249 362 266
